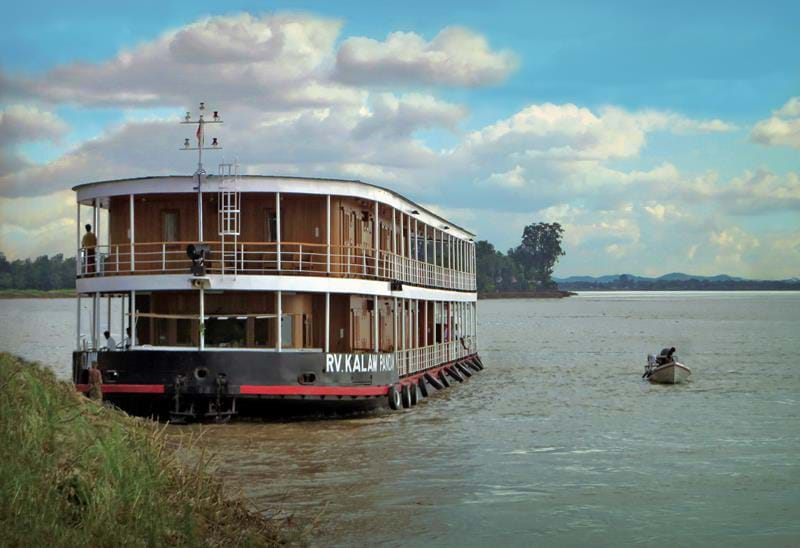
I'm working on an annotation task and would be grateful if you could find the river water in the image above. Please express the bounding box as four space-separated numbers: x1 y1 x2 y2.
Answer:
1 292 799 546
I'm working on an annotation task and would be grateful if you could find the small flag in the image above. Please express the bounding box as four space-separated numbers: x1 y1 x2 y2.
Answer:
196 119 204 147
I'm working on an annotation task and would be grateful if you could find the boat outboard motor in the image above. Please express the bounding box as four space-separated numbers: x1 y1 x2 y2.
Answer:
187 244 210 276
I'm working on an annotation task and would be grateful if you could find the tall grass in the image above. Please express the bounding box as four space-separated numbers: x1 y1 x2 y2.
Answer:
0 353 295 547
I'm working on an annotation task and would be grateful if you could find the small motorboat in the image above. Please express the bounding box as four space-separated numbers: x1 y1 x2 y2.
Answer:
644 348 691 384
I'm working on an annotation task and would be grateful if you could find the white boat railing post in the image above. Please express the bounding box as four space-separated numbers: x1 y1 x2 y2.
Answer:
276 192 281 271
276 290 282 352
130 289 136 349
76 294 81 351
392 208 396 279
374 201 379 278
129 194 135 273
76 203 81 277
326 194 331 274
374 295 379 353
325 292 330 353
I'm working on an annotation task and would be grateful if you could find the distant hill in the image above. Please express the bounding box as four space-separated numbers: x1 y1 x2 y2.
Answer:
555 272 746 283
554 273 799 291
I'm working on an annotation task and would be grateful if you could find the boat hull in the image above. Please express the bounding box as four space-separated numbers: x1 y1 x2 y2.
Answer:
73 349 480 418
647 361 691 384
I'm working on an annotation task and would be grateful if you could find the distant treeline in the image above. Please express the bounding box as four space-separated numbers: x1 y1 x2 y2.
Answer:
0 253 76 290
475 222 566 293
559 275 800 291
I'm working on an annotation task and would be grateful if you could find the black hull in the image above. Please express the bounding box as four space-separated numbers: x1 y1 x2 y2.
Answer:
73 349 482 420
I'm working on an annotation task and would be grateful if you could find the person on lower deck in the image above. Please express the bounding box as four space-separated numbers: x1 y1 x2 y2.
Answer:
103 331 116 351
87 361 102 401
124 327 138 349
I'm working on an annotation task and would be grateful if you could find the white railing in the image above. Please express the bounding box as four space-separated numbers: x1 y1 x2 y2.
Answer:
78 241 477 292
395 339 475 377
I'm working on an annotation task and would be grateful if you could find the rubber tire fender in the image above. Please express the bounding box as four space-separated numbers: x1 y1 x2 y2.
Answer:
447 366 464 383
388 385 402 410
417 378 429 398
401 384 412 408
409 383 419 406
425 372 443 390
456 362 472 378
438 370 451 388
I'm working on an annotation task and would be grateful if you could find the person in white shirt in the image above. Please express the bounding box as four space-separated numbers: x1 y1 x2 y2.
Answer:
103 331 117 351
124 327 138 348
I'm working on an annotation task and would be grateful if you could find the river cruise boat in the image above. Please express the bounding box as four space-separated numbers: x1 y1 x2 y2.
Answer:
72 112 482 419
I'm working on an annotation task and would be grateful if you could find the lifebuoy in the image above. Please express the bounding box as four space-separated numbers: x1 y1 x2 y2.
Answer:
388 385 401 410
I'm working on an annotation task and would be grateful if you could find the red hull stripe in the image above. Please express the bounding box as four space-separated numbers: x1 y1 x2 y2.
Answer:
239 385 388 396
75 384 165 394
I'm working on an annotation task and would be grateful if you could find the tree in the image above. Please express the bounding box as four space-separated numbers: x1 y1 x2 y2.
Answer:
509 222 565 288
475 240 525 293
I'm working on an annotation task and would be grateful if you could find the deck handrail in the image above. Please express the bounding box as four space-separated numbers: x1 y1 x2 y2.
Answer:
77 240 476 291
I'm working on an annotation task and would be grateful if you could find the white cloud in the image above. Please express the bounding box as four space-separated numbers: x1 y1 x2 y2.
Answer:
0 190 77 259
644 202 686 222
0 105 68 143
334 26 517 86
750 96 800 149
482 165 526 188
3 13 359 110
353 93 466 139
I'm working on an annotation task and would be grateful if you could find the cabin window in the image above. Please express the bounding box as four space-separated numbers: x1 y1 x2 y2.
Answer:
205 317 246 347
176 319 193 346
162 210 179 242
155 318 170 345
280 314 294 348
254 316 275 347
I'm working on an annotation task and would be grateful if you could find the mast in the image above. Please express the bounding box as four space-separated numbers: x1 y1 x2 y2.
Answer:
181 102 223 241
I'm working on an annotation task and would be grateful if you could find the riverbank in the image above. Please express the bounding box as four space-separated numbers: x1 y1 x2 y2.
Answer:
479 289 575 299
0 353 297 547
0 289 75 299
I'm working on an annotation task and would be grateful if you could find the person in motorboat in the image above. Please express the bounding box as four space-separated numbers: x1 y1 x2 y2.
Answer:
656 347 676 365
645 347 676 378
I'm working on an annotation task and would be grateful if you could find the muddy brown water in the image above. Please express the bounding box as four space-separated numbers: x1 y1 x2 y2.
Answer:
2 292 799 545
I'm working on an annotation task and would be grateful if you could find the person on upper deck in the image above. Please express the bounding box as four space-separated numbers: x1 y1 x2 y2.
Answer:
81 224 97 274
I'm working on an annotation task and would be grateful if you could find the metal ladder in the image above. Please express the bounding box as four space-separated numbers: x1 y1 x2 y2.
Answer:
218 162 241 277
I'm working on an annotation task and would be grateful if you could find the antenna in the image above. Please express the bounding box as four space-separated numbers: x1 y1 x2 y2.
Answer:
180 102 223 175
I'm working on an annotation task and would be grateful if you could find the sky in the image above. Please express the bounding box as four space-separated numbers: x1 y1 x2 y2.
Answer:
0 0 798 278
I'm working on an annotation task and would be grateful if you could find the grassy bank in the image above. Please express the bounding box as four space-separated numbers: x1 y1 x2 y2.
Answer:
0 288 75 299
0 353 295 547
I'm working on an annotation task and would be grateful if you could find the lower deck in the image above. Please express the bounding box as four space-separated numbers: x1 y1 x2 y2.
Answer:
75 287 479 416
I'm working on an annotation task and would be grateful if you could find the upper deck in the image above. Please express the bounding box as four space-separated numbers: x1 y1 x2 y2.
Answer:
74 175 477 293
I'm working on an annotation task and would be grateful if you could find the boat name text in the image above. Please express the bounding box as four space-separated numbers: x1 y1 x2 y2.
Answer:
325 353 394 373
